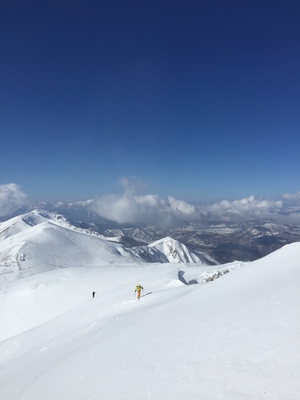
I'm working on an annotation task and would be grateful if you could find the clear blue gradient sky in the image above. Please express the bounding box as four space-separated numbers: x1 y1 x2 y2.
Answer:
1 0 299 203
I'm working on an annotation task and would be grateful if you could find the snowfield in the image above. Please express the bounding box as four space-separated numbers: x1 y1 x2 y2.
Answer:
0 211 299 399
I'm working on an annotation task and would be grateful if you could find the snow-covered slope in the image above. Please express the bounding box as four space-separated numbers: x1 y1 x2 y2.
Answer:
149 236 218 264
130 236 218 264
0 220 142 282
0 243 299 399
0 209 52 239
0 210 217 283
0 209 102 239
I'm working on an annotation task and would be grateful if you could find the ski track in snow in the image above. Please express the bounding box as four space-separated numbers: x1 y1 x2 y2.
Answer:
12 314 120 400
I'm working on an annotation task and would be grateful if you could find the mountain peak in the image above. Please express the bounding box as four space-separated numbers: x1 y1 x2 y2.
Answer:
0 213 217 283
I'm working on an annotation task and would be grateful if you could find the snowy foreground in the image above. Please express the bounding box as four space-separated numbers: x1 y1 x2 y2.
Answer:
0 241 299 399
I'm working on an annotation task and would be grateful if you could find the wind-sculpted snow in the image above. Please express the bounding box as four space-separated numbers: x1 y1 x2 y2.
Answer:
178 262 245 284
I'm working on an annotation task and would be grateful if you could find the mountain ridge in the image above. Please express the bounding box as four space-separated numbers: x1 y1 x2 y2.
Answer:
1 205 300 263
0 210 218 283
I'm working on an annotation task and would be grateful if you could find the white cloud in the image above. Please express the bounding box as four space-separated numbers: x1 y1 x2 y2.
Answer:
89 193 142 224
168 196 198 215
203 195 284 220
282 191 300 204
2 179 299 225
87 180 201 226
0 183 31 217
87 186 297 226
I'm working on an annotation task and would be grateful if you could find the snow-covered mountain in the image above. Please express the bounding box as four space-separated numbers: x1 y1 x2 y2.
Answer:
3 205 300 263
129 236 218 265
105 221 300 263
0 210 218 283
0 209 53 239
0 240 299 399
149 236 217 264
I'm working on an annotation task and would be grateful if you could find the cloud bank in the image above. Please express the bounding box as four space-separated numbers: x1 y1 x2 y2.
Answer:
88 194 200 226
0 183 31 217
83 177 200 226
1 181 299 225
87 193 292 226
84 180 300 226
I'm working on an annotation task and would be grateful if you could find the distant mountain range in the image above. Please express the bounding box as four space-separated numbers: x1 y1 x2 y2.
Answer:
0 209 218 283
1 204 300 264
115 220 300 264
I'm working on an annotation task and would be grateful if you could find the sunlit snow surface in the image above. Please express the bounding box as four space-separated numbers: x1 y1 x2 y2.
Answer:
0 212 299 399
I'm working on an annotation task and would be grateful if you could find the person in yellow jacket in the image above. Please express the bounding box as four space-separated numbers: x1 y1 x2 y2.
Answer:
135 284 144 300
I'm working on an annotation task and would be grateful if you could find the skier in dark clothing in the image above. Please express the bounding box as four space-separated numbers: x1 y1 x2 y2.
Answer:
92 291 96 298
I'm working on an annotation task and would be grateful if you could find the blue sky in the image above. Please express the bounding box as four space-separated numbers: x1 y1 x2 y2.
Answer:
1 0 299 204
